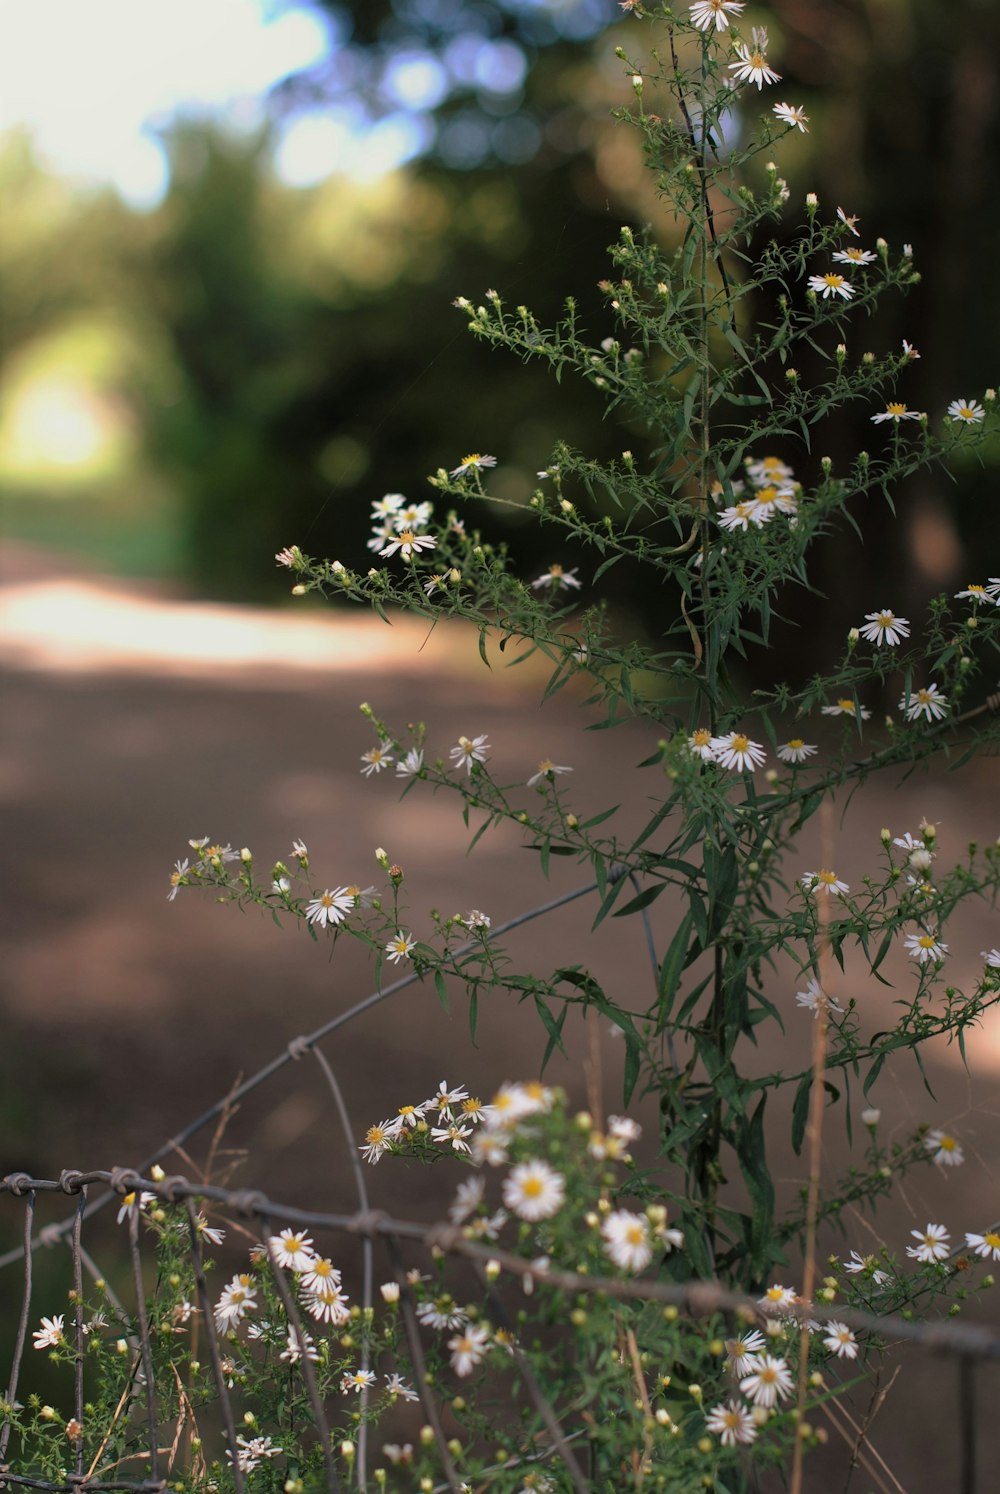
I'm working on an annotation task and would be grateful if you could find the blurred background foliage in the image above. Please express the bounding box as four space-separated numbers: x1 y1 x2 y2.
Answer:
1 0 998 661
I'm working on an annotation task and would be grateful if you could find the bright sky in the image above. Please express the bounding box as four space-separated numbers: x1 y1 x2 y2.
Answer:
0 0 387 206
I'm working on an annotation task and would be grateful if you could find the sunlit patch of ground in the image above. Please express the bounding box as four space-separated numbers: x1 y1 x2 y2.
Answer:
0 558 535 686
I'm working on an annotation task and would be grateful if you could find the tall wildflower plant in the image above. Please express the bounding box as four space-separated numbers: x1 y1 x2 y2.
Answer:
20 3 999 1491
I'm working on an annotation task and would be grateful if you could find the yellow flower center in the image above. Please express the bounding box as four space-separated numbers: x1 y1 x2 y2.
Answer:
985 1232 1000 1249
521 1178 544 1198
626 1224 645 1245
462 454 481 466
885 402 907 417
966 585 985 596
537 759 554 774
918 936 936 950
823 273 845 288
549 564 564 578
835 698 855 712
366 1127 386 1145
691 729 712 747
788 738 804 749
817 870 839 886
755 485 778 505
939 1135 957 1152
731 734 749 752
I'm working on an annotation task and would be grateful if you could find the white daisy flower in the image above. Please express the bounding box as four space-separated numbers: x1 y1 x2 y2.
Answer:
718 499 763 531
384 1372 419 1401
795 977 843 1017
906 1223 951 1263
379 530 437 560
268 1230 316 1272
360 745 394 776
395 747 424 777
955 583 992 603
385 930 416 964
859 609 910 646
893 832 925 851
367 520 398 553
429 1079 471 1116
370 493 405 519
809 272 853 301
195 1215 225 1247
772 101 809 132
393 500 433 531
709 731 767 772
601 1210 654 1272
843 1250 890 1286
448 1323 491 1377
947 398 985 423
925 1129 963 1167
502 1159 566 1221
899 684 948 722
903 929 948 963
471 1130 510 1166
749 484 798 521
32 1315 65 1350
871 402 923 423
417 1295 468 1331
449 733 490 773
821 697 871 719
462 909 491 930
728 32 781 90
305 888 355 929
822 1322 858 1359
705 1399 757 1447
837 206 861 235
801 868 849 897
982 949 1000 968
214 1276 257 1334
758 1283 798 1312
777 738 817 764
280 1325 319 1362
450 453 497 477
688 728 716 760
832 246 877 266
746 455 794 485
305 1283 351 1325
966 1229 1000 1261
527 758 573 786
724 1329 767 1375
341 1369 377 1394
431 1122 473 1153
689 0 744 31
360 1122 394 1163
740 1354 795 1408
532 564 582 591
116 1189 155 1225
167 858 190 902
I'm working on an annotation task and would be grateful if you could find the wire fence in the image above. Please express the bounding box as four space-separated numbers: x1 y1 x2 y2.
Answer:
2 871 997 1493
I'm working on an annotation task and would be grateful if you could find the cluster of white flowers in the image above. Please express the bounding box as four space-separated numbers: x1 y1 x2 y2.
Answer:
871 395 990 426
367 492 438 562
716 453 799 532
687 728 767 772
360 1079 491 1164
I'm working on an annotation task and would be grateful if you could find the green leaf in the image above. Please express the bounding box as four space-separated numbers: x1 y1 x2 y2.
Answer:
656 912 694 1026
434 970 450 1014
791 1073 811 1155
612 881 667 918
534 994 568 1067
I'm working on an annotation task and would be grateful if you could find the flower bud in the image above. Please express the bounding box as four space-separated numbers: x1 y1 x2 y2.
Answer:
861 1107 880 1128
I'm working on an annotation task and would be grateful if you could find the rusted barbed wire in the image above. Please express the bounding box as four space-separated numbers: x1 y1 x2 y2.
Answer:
4 1168 1000 1365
